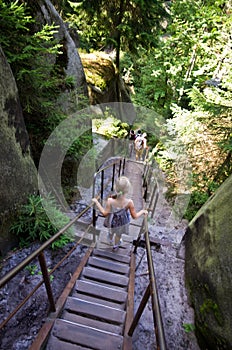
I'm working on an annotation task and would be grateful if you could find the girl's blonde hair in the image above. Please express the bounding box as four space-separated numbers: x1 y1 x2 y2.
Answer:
115 176 131 196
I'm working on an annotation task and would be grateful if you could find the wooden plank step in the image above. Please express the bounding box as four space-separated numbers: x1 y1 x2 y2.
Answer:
88 256 130 275
62 311 123 335
97 242 132 253
80 277 127 290
64 297 126 325
71 292 125 310
46 335 90 349
93 249 131 264
74 280 127 303
82 267 129 287
48 319 123 350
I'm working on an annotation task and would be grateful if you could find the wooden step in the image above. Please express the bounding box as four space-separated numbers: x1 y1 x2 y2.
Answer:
74 280 127 303
88 256 130 275
64 297 126 324
82 267 129 287
71 292 125 310
46 335 91 349
62 310 123 335
47 319 123 350
93 249 131 264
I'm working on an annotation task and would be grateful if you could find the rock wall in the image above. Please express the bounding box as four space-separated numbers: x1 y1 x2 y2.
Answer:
30 0 88 108
185 175 232 349
80 52 132 105
0 46 38 256
26 0 91 189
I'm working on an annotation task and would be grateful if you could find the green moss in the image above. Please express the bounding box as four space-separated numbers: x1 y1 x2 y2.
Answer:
200 298 223 325
80 52 115 91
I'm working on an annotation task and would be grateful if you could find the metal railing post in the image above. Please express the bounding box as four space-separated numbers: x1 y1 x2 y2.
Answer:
118 160 122 177
92 174 97 227
122 157 126 175
38 252 56 312
112 164 115 191
92 158 125 226
101 170 104 201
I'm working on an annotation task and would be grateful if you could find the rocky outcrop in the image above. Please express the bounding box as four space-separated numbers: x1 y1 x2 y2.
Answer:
25 0 91 187
80 52 132 105
185 175 232 349
29 0 88 111
0 46 37 256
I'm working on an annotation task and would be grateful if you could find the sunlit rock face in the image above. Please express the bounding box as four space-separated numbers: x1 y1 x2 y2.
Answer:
185 175 232 350
80 52 132 105
0 46 37 256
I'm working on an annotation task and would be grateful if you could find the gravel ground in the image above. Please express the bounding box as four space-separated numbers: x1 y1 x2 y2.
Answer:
0 243 88 350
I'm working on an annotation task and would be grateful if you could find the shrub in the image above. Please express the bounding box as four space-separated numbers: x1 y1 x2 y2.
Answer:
10 195 74 249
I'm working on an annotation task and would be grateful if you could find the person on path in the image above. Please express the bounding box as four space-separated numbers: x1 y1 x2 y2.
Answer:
128 129 136 157
134 130 145 161
142 132 149 160
135 129 142 138
92 176 148 251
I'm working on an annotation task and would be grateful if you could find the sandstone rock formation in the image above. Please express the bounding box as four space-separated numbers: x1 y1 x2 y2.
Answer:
80 52 132 105
185 175 232 349
0 46 38 256
30 0 88 108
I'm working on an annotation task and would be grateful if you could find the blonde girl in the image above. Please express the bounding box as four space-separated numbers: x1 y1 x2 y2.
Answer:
92 176 148 250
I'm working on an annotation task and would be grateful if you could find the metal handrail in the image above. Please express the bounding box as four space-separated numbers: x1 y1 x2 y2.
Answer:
0 202 94 329
92 157 125 226
0 204 93 289
133 162 159 254
144 216 166 350
128 216 167 350
127 158 166 349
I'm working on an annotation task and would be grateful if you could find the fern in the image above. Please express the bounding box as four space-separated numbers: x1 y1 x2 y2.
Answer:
10 195 74 249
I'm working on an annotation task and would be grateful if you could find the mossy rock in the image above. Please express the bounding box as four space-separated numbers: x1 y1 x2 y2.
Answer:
185 174 232 349
80 52 116 91
79 51 131 105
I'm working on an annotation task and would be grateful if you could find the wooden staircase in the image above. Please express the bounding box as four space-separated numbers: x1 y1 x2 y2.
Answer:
46 244 135 350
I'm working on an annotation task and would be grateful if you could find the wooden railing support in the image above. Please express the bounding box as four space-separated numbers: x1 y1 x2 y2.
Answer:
127 283 151 336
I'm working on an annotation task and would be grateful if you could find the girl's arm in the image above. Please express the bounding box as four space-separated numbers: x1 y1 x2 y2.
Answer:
92 198 111 217
128 199 148 219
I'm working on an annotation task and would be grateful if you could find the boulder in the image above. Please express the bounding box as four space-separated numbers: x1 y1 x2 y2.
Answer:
185 175 232 349
80 52 132 105
0 46 37 256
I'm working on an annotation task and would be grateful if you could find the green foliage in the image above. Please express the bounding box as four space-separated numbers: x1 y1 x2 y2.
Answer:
93 108 129 139
182 323 195 333
0 1 33 60
25 264 38 275
123 0 232 117
122 48 175 117
67 0 169 68
25 264 54 281
38 269 54 282
140 0 232 211
200 298 223 325
10 195 74 249
1 1 90 168
184 190 209 221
